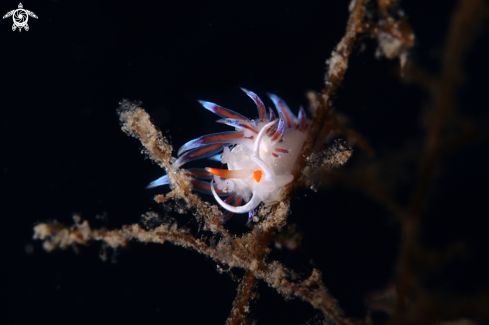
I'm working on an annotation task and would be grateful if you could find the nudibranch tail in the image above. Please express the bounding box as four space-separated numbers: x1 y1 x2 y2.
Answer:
253 119 278 155
205 167 252 179
148 89 309 224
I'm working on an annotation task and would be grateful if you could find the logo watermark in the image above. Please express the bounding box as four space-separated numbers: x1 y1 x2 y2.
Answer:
3 3 38 32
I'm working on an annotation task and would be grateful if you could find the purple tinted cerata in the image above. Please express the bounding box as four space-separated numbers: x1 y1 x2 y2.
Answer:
148 89 309 224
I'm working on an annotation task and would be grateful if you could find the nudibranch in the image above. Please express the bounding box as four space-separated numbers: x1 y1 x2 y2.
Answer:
148 88 309 223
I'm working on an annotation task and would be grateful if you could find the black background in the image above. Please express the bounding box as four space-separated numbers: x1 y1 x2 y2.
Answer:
1 0 488 324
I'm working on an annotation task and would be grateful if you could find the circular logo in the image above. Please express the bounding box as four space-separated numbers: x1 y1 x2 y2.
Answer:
13 9 28 28
2 3 38 32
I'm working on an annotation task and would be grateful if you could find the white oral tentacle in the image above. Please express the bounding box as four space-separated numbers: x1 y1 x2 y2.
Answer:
211 180 261 213
253 120 278 156
251 119 278 182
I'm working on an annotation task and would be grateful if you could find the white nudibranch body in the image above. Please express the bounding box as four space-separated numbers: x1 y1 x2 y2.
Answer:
147 88 309 224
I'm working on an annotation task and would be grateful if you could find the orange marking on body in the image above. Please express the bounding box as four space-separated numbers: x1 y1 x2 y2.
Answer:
253 169 263 183
271 130 282 142
205 167 251 179
266 125 277 136
274 148 289 153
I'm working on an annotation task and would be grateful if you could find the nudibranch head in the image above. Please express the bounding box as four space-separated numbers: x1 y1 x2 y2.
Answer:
148 88 309 224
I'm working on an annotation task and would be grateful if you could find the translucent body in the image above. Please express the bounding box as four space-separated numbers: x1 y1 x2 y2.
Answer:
148 89 309 223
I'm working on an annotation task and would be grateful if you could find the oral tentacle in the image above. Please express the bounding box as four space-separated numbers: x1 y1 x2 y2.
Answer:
211 180 261 213
205 167 252 179
253 119 279 157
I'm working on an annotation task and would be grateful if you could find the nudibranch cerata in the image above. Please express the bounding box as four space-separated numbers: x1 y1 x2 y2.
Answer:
148 89 309 224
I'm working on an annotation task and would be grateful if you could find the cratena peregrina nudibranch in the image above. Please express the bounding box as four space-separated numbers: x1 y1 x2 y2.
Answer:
148 88 309 224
